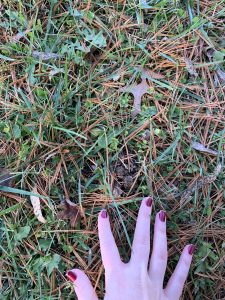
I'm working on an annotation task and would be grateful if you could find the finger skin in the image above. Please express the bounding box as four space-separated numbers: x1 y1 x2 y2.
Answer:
68 269 98 300
148 211 167 287
131 197 153 265
164 245 194 299
98 210 122 271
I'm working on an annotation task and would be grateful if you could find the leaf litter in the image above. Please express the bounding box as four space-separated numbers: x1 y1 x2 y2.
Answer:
32 51 62 61
184 57 198 77
111 150 139 197
204 47 225 86
0 168 14 187
10 29 31 42
120 67 164 118
191 141 218 156
30 186 47 224
180 164 222 207
58 198 80 227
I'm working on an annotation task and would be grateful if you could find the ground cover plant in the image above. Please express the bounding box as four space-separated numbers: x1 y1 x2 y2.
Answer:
0 0 225 299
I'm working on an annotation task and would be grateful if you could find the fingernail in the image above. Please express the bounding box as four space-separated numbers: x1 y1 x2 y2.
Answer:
101 209 108 218
188 244 196 255
159 210 166 222
146 197 153 207
66 270 77 282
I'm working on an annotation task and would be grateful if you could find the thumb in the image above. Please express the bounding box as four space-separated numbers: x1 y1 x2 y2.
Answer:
66 269 98 300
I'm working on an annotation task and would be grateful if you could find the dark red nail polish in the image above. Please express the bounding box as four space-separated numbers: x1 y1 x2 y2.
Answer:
159 210 166 222
146 197 153 207
101 209 108 218
188 244 196 255
66 271 77 282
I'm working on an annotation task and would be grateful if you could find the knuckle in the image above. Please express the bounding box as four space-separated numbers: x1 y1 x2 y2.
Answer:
139 237 150 247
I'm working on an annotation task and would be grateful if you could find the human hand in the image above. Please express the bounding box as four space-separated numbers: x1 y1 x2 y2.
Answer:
66 197 195 300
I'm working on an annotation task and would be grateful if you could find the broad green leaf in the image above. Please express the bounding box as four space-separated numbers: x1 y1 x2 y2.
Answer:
13 124 21 139
213 51 224 62
14 226 31 242
47 254 61 276
39 239 52 251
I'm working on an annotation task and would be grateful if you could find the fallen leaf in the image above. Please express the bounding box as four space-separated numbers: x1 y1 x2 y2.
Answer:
10 29 31 42
204 48 225 86
138 67 165 80
121 78 149 118
120 67 164 118
0 169 13 187
30 186 47 224
58 198 80 227
142 129 150 140
216 68 225 84
113 184 123 197
32 51 61 61
120 78 148 118
191 141 218 155
184 57 198 77
180 163 222 207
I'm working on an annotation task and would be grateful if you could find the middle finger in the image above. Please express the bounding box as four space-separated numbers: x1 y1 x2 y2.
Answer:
130 197 153 266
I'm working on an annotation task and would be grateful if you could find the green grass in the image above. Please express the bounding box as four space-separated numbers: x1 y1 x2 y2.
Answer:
0 0 225 299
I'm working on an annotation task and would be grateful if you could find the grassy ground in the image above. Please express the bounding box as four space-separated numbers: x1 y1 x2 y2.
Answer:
0 0 225 299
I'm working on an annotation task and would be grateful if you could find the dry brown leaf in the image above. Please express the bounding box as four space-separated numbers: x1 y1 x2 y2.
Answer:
216 68 225 84
113 184 123 197
204 48 225 86
139 68 165 80
120 77 148 118
30 186 47 224
180 163 222 207
58 198 80 227
10 29 31 42
32 51 61 61
191 141 218 156
121 78 149 118
184 57 198 77
0 168 13 187
120 67 164 118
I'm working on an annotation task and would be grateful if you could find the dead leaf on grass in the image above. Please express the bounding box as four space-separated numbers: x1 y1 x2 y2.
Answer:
138 67 165 80
191 141 218 156
204 47 225 86
10 29 31 42
142 129 151 140
30 186 47 224
32 51 61 61
180 163 222 207
120 67 164 118
0 169 13 187
184 57 198 77
58 198 80 227
216 68 225 84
